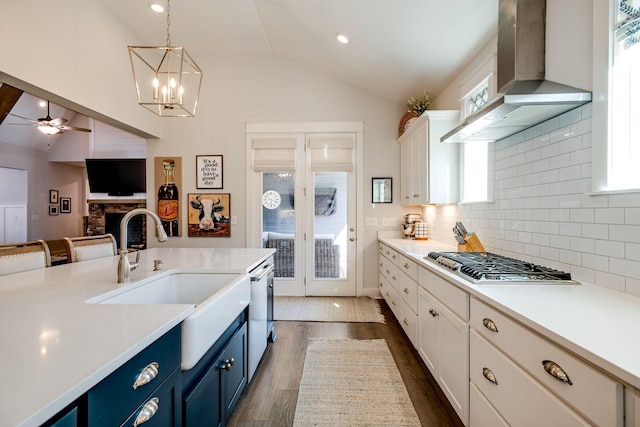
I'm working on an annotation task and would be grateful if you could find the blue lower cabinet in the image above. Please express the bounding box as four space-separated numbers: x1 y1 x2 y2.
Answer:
88 325 181 427
182 317 248 427
43 405 79 427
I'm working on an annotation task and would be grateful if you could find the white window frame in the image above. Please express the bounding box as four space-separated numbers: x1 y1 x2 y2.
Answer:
457 54 497 203
592 0 640 193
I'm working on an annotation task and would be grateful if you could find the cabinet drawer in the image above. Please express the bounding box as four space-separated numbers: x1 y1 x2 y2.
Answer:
383 262 400 292
418 267 468 320
121 367 182 427
470 331 590 426
397 270 418 314
378 242 386 255
387 248 401 267
397 253 418 282
387 290 417 347
471 298 622 427
470 382 509 427
89 325 181 427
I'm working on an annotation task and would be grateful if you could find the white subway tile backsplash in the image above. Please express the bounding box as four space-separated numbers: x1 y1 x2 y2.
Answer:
425 105 640 295
595 239 625 258
569 208 594 223
609 225 640 243
559 107 582 127
582 223 609 240
625 208 640 224
595 271 626 292
595 208 624 224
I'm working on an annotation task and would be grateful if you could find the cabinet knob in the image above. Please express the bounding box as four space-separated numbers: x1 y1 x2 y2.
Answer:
542 360 573 385
403 318 409 326
403 287 409 294
482 368 498 385
482 318 499 333
392 300 396 306
385 292 390 297
392 254 397 260
429 308 439 318
391 275 396 281
132 362 159 390
413 194 419 198
404 263 409 269
379 282 383 288
222 358 235 371
133 397 159 426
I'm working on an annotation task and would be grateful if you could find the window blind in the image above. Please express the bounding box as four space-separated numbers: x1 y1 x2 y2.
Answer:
307 134 355 172
251 137 297 171
616 0 640 50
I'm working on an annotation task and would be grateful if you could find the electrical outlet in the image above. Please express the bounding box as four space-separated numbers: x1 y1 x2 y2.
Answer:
31 215 39 221
382 217 398 227
365 217 377 226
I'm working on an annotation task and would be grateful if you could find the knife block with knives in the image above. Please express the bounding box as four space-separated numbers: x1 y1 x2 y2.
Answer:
453 221 486 252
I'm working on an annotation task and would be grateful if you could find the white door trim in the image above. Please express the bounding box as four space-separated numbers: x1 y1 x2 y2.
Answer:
245 121 364 296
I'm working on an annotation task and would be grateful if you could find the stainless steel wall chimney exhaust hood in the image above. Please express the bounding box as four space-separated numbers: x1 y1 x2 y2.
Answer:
441 0 592 144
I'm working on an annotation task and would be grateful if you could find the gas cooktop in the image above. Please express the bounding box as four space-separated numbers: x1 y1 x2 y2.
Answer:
426 251 580 285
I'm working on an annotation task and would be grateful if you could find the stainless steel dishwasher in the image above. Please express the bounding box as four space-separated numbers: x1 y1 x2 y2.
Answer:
248 259 274 382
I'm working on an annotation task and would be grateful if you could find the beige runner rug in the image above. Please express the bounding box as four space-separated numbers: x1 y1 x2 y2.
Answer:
274 296 385 323
293 338 421 426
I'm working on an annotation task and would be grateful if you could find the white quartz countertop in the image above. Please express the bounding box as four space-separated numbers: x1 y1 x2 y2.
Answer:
379 237 640 390
0 247 275 427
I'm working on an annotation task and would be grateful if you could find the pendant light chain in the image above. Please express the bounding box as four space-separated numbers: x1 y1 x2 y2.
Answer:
166 0 171 46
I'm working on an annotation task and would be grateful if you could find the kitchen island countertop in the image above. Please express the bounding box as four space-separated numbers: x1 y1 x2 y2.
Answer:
380 237 640 391
0 247 274 427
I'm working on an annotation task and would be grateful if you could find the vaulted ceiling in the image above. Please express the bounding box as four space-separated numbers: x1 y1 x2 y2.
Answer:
1 0 498 150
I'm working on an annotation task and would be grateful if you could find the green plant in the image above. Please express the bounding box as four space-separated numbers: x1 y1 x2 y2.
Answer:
406 90 431 115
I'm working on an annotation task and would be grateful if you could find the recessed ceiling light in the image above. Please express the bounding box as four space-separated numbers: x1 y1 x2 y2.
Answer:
336 33 350 44
148 1 165 13
38 100 47 108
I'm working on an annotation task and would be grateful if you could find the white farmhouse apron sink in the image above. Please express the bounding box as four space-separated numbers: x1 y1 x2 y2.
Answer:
87 272 251 370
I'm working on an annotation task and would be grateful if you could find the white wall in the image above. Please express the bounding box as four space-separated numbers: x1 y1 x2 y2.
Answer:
0 141 84 240
145 54 405 294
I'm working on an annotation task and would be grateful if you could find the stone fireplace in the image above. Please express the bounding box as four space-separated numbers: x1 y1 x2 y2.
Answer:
87 199 147 249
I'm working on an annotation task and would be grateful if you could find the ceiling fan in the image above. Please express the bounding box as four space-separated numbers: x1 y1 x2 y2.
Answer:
8 100 91 135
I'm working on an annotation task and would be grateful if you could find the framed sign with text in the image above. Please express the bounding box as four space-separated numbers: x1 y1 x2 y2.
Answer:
196 155 223 189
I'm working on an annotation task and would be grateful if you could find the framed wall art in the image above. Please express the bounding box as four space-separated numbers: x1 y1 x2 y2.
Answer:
187 193 231 237
154 157 183 237
49 190 58 204
49 205 59 216
372 177 392 203
196 155 223 189
60 197 71 213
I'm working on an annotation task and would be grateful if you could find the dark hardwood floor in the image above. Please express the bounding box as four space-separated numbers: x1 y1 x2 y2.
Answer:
227 299 464 427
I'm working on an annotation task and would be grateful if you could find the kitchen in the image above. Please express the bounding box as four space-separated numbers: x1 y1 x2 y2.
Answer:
2 0 640 426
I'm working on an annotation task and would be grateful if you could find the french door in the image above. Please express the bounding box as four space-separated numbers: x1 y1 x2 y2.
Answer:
246 124 362 297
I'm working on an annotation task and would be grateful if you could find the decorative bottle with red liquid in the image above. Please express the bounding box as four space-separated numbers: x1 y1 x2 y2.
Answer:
158 159 179 236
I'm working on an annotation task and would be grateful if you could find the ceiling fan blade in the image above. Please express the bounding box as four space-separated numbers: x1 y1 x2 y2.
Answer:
7 113 37 123
59 125 91 132
6 123 36 126
50 117 68 126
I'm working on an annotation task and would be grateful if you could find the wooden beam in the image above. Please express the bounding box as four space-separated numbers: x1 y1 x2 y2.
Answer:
0 84 24 125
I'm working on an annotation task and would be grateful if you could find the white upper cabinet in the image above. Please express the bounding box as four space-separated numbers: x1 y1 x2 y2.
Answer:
398 111 459 205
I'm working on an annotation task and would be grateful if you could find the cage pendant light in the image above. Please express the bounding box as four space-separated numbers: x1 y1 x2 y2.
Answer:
128 0 203 117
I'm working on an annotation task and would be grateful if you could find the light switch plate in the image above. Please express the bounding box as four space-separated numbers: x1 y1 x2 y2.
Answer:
365 217 377 226
382 217 398 227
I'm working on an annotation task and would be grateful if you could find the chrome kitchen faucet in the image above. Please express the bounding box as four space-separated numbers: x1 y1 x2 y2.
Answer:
117 208 168 283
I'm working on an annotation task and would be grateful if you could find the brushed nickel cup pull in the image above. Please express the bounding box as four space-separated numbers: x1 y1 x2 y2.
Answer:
132 362 159 390
482 367 498 385
482 318 499 333
133 397 159 426
429 309 439 317
542 360 573 385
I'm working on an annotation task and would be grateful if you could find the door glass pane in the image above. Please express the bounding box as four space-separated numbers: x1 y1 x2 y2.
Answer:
262 172 295 278
313 172 347 279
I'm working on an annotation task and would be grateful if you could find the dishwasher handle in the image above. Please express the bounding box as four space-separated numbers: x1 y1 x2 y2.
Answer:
251 263 274 281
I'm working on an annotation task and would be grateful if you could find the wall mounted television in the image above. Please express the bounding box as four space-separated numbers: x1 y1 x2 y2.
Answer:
85 158 146 196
